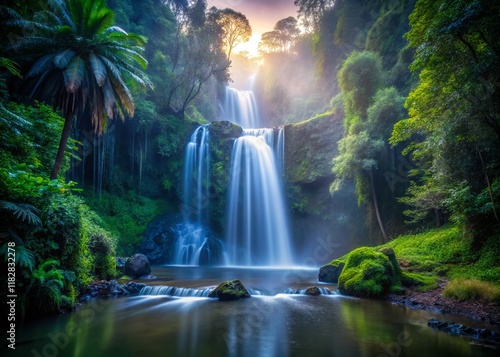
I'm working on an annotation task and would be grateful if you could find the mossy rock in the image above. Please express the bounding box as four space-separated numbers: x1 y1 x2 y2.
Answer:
318 259 345 283
377 247 402 276
208 279 251 301
338 247 400 298
210 121 242 139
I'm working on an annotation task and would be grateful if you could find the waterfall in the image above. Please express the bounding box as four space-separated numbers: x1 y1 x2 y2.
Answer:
226 128 293 266
221 87 260 129
174 125 224 265
182 125 210 224
175 82 292 266
172 222 224 266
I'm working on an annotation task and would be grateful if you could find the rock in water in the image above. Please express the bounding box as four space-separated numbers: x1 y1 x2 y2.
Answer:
125 254 151 279
305 286 321 296
208 279 251 301
318 261 345 283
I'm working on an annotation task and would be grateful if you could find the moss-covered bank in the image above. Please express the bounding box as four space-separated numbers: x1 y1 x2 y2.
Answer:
320 225 500 300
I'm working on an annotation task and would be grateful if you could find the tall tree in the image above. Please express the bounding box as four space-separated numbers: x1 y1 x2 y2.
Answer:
258 16 300 54
165 1 230 116
4 0 152 179
208 7 251 60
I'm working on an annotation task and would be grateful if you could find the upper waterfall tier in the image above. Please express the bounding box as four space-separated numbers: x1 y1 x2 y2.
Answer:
221 87 260 129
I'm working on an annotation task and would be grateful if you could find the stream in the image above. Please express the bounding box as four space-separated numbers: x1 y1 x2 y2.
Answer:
18 266 498 357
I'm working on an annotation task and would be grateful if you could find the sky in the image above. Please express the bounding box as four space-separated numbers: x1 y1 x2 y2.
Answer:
207 0 298 56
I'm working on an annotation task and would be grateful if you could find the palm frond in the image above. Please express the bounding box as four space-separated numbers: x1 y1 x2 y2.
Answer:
27 54 56 77
48 0 74 28
0 5 22 20
89 53 107 86
102 77 116 118
89 8 115 35
0 57 21 77
63 55 85 92
103 26 128 35
54 49 77 69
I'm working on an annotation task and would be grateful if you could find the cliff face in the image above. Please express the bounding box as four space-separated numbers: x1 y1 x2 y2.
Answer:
285 112 342 184
284 112 369 263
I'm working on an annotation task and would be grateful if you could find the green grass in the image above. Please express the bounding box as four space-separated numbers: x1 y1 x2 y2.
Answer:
382 225 500 283
443 279 500 304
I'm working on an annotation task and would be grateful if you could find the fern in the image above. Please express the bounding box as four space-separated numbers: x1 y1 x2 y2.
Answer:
0 200 42 226
31 259 66 311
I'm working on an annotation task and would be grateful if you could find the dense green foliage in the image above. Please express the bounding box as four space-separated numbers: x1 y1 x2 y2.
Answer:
390 0 500 244
0 85 117 318
3 0 152 179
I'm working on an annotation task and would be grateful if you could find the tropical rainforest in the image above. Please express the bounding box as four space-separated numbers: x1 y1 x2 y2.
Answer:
0 0 499 326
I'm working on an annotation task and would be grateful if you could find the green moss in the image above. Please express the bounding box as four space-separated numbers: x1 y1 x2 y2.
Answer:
401 272 439 291
208 279 251 301
338 247 399 298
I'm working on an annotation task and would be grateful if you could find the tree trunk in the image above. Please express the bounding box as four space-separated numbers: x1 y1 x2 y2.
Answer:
370 169 388 242
50 115 73 180
476 146 499 223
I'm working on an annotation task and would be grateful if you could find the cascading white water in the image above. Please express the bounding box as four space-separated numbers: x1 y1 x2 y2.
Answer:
174 125 222 265
226 128 293 266
182 125 210 224
176 83 292 266
221 87 260 129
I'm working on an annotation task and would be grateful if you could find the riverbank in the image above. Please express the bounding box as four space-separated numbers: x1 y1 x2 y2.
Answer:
387 278 500 326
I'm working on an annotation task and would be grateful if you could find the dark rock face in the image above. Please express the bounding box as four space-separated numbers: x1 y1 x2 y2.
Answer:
284 113 376 264
79 281 146 301
318 262 345 283
198 236 225 266
427 318 500 343
140 213 184 263
124 254 151 279
285 113 342 184
208 279 251 301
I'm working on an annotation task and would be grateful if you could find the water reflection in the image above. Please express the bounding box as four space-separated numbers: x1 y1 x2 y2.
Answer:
18 267 499 357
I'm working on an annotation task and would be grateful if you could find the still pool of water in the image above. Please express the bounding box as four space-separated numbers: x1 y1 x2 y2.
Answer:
18 266 498 357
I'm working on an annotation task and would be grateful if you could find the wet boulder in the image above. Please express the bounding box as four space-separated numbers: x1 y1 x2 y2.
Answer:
208 279 251 301
125 254 151 279
305 286 321 296
318 260 345 283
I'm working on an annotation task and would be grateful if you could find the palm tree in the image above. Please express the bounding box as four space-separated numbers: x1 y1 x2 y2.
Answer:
4 0 152 179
